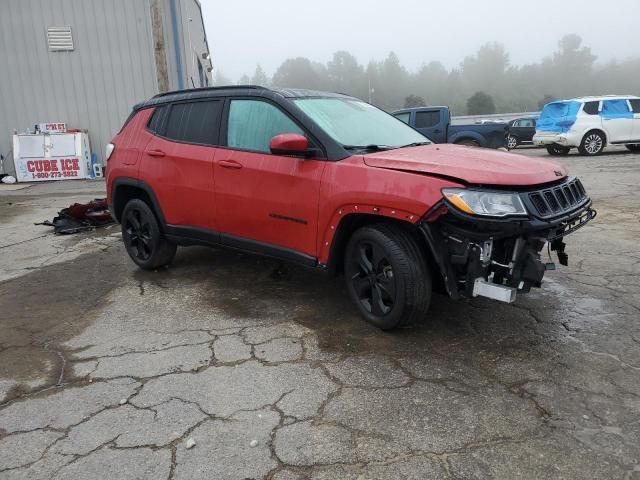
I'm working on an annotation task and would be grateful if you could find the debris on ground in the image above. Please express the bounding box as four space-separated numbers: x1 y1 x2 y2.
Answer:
1 174 17 184
185 438 196 449
249 439 259 448
36 198 114 234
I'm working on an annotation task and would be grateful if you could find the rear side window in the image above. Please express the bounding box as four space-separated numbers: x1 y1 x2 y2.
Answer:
415 111 440 128
148 105 168 134
227 100 303 153
583 101 599 115
163 100 223 145
630 99 640 113
601 99 632 118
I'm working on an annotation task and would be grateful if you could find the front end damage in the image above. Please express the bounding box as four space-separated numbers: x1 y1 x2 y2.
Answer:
420 176 596 303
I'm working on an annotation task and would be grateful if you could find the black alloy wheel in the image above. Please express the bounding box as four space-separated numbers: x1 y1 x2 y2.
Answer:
344 224 431 330
121 199 176 269
350 240 397 317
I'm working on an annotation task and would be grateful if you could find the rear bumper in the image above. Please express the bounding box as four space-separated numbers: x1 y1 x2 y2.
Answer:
533 131 581 147
419 197 595 303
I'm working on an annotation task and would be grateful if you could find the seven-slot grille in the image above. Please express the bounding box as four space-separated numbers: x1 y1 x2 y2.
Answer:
526 178 588 218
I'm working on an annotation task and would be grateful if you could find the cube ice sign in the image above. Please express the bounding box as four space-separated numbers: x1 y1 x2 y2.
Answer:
39 123 67 133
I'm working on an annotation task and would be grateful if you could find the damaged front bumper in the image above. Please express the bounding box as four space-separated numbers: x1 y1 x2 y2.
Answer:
420 177 596 303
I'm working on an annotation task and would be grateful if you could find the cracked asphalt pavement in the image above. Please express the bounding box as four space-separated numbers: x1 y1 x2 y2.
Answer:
1 147 639 479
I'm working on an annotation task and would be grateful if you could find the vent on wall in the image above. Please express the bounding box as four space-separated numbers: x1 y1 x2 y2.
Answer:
47 26 74 51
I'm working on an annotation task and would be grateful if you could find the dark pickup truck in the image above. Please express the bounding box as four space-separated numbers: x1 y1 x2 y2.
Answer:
392 106 507 149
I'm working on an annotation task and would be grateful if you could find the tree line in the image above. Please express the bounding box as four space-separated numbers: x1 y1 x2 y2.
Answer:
215 35 640 115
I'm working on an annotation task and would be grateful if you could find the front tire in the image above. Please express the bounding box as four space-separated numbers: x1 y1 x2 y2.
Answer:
344 224 431 330
546 144 570 156
507 135 518 150
456 139 480 147
626 144 640 152
121 199 177 270
578 131 605 156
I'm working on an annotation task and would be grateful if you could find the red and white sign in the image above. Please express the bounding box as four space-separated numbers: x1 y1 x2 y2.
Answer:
39 123 67 133
13 157 86 182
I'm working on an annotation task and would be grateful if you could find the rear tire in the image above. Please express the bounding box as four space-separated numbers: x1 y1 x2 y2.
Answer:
121 199 177 270
344 224 431 330
546 144 570 156
626 144 640 152
507 134 518 150
578 131 605 156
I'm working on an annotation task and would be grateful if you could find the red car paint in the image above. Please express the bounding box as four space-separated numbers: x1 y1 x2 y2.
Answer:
362 144 568 186
106 97 569 268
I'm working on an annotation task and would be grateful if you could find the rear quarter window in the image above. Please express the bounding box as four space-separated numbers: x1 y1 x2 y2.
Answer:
582 101 600 115
147 105 169 134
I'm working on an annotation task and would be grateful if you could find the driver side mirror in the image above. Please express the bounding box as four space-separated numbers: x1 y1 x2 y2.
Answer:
270 133 317 157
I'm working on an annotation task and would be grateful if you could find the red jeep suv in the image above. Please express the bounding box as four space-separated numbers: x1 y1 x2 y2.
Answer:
106 86 595 330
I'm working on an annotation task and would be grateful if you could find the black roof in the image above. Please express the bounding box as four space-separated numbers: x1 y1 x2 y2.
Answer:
133 85 354 111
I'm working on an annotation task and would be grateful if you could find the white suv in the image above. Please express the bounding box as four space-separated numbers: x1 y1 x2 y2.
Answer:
533 95 640 156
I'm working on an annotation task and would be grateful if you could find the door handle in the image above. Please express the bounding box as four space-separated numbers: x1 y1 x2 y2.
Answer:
219 160 243 169
147 149 166 157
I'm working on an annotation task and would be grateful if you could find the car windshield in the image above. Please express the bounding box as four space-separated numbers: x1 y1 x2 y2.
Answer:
294 98 430 149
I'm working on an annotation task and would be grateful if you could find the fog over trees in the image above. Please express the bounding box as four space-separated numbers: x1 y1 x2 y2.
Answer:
216 35 640 115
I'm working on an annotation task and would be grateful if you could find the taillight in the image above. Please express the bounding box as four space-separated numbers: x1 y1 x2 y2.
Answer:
105 143 115 161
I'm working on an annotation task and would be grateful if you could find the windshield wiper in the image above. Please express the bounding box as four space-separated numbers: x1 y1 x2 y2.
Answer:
343 144 393 152
394 141 431 149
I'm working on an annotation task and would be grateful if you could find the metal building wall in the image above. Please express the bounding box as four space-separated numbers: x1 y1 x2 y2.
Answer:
159 0 212 92
0 0 158 175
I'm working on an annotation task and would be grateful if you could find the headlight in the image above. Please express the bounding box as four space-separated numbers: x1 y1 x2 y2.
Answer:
442 188 527 217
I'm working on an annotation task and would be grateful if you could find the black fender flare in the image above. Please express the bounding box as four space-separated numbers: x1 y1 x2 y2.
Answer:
110 177 166 228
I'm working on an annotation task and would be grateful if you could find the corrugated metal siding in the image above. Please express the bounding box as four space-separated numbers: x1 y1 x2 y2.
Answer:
0 0 159 175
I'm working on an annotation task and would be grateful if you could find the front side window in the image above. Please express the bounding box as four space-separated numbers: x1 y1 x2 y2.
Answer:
164 100 222 145
227 100 303 153
629 99 640 113
394 112 411 124
415 111 440 129
295 98 429 147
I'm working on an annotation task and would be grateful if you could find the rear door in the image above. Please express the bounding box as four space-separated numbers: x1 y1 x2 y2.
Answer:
214 98 325 259
629 99 640 141
601 99 633 143
139 100 223 231
413 109 447 143
512 118 536 142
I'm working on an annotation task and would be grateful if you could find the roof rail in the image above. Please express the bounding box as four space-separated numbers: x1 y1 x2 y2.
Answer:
152 85 267 99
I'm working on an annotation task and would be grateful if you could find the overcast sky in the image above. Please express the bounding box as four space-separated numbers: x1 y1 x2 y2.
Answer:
201 0 638 81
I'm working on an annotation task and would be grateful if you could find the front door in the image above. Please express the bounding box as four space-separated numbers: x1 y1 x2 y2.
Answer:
413 109 447 143
215 99 325 259
511 118 536 143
